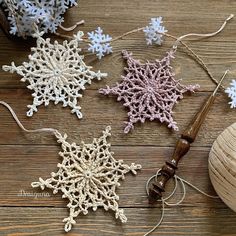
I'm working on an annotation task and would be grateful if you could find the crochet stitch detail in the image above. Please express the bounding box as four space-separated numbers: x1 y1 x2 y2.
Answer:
3 31 107 118
31 126 141 232
100 50 200 133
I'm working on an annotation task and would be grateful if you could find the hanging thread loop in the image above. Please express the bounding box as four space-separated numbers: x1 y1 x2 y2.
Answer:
173 14 234 49
0 101 58 135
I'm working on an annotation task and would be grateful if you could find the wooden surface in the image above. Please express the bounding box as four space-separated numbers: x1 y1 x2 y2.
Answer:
0 0 236 235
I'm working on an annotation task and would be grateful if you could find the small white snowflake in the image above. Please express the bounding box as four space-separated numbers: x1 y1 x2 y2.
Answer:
225 79 236 108
143 17 167 45
87 27 113 59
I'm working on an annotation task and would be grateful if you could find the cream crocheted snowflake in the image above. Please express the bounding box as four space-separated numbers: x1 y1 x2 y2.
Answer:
3 31 107 118
31 126 141 232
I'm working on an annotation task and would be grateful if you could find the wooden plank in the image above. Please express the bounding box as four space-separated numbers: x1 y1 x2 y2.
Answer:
0 0 235 90
0 206 236 235
0 145 225 208
0 89 234 146
0 38 235 91
0 39 234 90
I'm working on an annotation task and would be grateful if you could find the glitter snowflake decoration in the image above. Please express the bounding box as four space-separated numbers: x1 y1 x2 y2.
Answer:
88 27 113 59
225 79 236 108
143 17 167 45
2 31 107 118
31 126 141 232
100 50 199 133
1 0 78 37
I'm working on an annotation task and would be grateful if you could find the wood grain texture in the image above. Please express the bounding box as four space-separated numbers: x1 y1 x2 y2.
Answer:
0 0 236 235
0 145 220 207
0 90 235 147
0 207 236 236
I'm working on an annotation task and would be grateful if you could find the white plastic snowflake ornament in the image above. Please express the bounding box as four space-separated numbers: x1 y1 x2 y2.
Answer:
88 27 113 59
1 0 78 37
225 79 236 108
143 17 167 45
3 31 107 118
31 126 141 232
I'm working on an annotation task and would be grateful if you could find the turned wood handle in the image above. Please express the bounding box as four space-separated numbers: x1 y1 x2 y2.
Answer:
148 94 216 204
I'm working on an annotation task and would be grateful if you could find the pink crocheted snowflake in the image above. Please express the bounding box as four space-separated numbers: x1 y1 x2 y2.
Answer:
99 50 200 133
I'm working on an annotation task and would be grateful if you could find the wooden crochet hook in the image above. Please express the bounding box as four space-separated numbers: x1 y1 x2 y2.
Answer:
148 70 229 204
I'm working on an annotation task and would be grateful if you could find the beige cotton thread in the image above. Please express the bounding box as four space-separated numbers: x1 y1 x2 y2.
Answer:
0 101 142 233
144 169 219 236
209 123 236 212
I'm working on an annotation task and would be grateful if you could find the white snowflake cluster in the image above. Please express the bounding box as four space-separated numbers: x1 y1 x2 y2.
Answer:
225 80 236 108
143 17 167 45
1 0 78 37
87 27 112 59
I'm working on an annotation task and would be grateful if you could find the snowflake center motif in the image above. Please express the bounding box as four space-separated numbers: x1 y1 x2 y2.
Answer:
3 31 107 118
143 78 161 93
83 170 93 179
31 126 141 232
53 68 62 76
100 50 200 133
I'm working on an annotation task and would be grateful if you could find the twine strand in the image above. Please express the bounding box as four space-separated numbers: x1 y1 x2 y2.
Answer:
0 101 57 134
143 198 165 236
59 20 85 32
144 169 219 236
173 14 234 49
55 15 233 90
177 40 224 89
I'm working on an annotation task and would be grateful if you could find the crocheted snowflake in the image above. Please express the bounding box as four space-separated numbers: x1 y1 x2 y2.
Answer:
143 17 167 45
225 79 236 108
100 50 199 133
2 31 107 118
1 0 78 37
87 27 112 59
31 126 141 232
